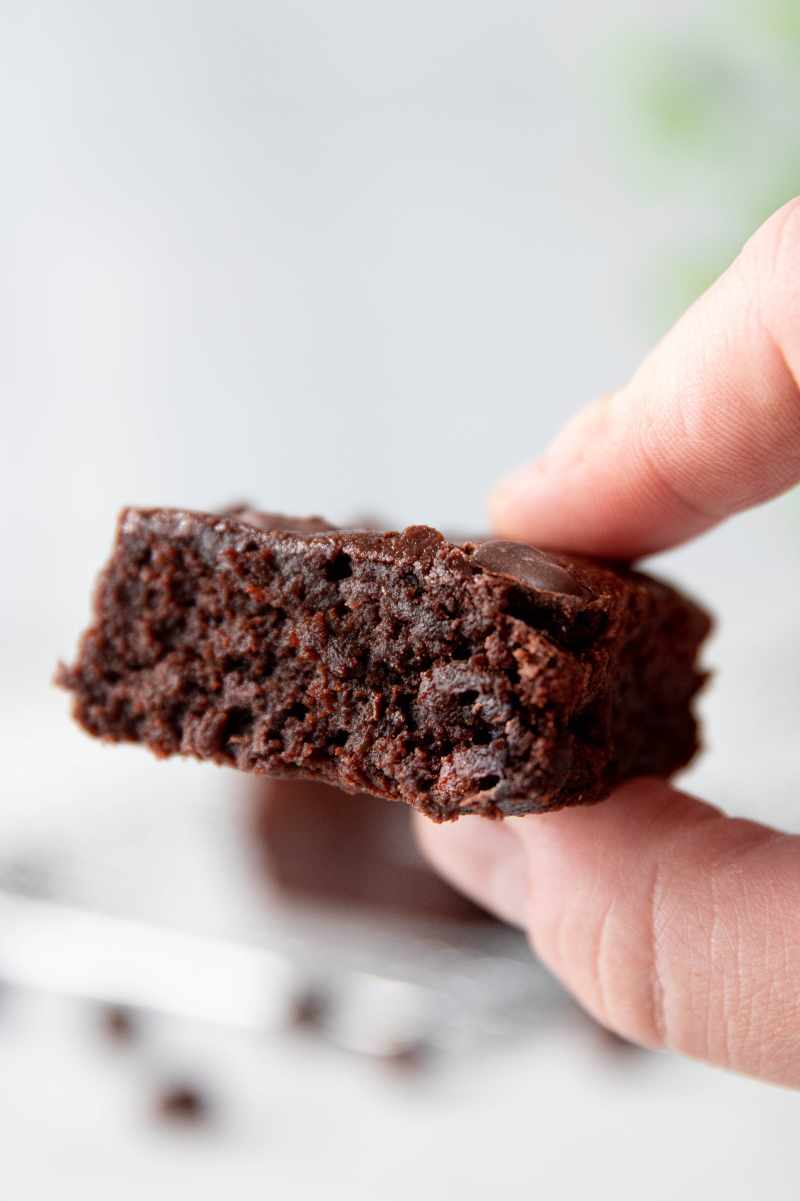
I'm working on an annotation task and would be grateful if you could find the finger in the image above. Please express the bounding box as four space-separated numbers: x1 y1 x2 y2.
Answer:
415 781 800 1087
411 814 530 928
490 197 800 557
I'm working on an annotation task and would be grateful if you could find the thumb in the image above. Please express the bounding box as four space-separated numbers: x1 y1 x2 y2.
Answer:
490 197 800 557
416 780 800 1088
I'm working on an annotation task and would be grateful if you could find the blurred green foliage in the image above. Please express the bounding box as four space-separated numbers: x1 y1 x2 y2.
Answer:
757 0 800 46
609 5 800 330
629 44 736 151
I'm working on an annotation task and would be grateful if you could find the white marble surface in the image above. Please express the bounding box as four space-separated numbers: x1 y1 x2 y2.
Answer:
2 684 800 1201
2 0 799 1195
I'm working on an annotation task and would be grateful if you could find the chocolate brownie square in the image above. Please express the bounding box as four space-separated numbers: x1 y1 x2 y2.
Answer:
57 507 710 821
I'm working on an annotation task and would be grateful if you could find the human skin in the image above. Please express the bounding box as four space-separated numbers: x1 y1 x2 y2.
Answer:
416 198 800 1088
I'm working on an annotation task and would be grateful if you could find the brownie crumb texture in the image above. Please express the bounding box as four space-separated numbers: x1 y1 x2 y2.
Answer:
57 508 710 821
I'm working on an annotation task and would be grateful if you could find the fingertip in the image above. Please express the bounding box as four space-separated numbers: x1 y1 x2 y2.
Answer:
486 395 658 557
487 460 545 541
488 198 800 559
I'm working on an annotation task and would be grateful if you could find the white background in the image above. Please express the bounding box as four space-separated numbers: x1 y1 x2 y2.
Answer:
2 1 799 1196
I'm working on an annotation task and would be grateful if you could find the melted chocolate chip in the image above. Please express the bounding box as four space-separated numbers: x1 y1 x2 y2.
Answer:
473 540 589 598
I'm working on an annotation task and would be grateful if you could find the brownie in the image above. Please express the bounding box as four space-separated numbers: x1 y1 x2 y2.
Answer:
251 776 492 920
57 507 710 821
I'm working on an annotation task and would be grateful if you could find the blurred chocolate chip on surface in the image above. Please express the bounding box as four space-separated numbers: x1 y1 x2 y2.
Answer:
99 1004 139 1045
287 986 330 1031
155 1083 210 1125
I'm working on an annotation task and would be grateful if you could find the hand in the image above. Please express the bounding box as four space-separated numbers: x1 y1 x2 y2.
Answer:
416 199 800 1088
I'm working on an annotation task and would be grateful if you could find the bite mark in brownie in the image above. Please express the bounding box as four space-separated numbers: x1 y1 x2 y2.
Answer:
56 507 711 821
